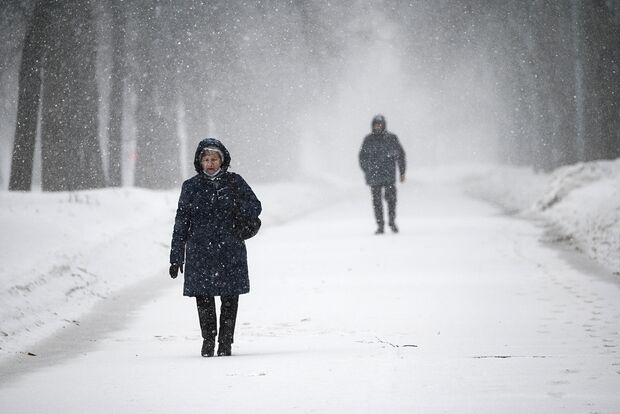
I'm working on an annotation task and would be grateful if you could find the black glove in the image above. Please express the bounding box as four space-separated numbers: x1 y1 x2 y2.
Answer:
169 263 183 279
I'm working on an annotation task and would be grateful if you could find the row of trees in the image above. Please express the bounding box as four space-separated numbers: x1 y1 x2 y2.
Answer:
482 1 620 169
10 0 104 191
2 0 619 191
5 0 342 190
7 0 200 190
391 0 619 169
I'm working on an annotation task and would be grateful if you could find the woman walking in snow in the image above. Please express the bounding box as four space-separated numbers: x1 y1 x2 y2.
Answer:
169 138 262 357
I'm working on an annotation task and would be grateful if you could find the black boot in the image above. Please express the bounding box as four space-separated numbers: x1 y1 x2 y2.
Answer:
217 342 232 357
201 339 215 357
217 296 238 356
196 296 217 357
375 225 384 235
389 222 399 233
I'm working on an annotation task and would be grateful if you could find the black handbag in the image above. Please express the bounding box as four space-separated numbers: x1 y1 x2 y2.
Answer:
228 174 261 240
234 213 261 240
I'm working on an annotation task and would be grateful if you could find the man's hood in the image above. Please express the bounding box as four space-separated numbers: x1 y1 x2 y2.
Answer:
371 114 386 133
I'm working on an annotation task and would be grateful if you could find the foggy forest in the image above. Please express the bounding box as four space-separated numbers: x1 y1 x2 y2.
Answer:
2 2 620 411
0 0 619 191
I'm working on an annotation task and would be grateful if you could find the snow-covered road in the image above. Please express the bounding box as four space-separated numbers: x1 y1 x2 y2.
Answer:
1 175 619 413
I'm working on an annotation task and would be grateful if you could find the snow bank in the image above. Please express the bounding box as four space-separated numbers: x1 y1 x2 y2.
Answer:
0 188 177 358
464 159 620 274
0 176 351 359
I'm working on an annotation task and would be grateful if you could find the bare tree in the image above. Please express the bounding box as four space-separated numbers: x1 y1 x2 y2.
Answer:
581 0 620 162
130 1 181 189
107 0 126 187
40 0 104 191
9 1 46 191
10 0 104 191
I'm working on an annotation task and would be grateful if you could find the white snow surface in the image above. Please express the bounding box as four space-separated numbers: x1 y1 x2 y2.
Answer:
0 177 344 357
1 163 619 413
465 159 620 274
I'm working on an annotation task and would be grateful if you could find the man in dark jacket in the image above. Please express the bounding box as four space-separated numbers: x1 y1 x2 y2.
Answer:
359 114 406 234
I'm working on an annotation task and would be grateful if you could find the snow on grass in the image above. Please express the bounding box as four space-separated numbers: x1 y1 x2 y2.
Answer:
2 166 619 413
0 176 351 359
464 159 620 274
0 188 177 357
2 159 618 362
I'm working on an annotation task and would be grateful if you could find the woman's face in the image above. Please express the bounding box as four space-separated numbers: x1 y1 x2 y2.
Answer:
201 151 222 174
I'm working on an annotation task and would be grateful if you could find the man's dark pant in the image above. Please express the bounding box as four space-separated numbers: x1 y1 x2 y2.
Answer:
370 184 397 227
196 295 239 345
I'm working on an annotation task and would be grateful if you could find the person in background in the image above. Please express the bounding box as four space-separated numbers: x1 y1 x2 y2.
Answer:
169 138 261 357
358 114 406 234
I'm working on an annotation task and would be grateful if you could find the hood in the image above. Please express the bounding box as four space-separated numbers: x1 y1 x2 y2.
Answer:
193 138 232 173
371 114 386 133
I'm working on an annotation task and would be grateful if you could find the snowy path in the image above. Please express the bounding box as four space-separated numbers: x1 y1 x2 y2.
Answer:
1 176 620 413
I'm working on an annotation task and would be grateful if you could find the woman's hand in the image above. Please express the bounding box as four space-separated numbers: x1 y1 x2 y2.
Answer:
169 263 184 279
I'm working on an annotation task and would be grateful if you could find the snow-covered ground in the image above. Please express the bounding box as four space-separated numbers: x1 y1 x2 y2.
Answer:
0 176 350 358
1 162 619 413
464 159 620 274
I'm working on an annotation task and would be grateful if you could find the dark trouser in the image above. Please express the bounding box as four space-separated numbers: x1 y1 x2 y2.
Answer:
370 184 397 227
196 295 239 345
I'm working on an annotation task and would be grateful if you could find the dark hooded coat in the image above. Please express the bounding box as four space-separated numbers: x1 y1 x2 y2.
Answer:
359 116 406 186
170 138 262 297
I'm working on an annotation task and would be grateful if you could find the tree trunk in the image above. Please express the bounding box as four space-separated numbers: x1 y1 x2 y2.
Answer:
72 0 105 190
132 2 158 189
9 1 47 191
571 0 586 162
40 0 104 191
41 0 104 191
578 1 620 162
133 2 180 189
107 0 126 187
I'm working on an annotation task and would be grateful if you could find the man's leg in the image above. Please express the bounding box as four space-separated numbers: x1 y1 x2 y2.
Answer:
385 183 398 232
370 185 384 232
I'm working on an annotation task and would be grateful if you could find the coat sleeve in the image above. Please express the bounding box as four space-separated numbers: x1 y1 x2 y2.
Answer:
359 136 370 172
232 174 262 219
393 134 406 176
170 180 192 265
